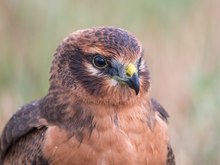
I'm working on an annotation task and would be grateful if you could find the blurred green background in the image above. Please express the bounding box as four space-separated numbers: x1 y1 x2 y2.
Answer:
0 0 219 164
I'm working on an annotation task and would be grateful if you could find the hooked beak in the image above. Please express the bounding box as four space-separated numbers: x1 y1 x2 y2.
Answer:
111 62 140 95
125 63 140 95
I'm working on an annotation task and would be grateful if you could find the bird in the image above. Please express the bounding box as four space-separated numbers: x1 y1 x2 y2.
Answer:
0 27 175 165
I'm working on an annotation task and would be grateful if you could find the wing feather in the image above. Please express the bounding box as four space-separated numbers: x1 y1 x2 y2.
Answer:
0 100 48 164
166 144 176 165
150 98 175 164
151 98 169 122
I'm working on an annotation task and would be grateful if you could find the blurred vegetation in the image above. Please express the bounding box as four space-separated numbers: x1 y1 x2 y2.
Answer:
0 0 219 164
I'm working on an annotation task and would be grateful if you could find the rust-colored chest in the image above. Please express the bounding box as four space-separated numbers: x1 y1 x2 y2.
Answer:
42 111 168 165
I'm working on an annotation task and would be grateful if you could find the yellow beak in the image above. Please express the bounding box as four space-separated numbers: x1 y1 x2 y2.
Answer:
125 63 139 95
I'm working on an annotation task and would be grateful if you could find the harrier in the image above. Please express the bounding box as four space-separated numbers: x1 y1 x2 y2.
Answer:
0 27 175 165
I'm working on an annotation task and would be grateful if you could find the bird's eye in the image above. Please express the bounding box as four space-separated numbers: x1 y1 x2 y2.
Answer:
92 55 108 69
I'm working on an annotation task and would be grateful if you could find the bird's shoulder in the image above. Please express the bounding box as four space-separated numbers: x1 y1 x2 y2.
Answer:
150 98 169 122
150 98 176 164
0 99 47 163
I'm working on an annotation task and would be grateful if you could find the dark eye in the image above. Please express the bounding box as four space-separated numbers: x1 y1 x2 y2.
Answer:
92 55 108 68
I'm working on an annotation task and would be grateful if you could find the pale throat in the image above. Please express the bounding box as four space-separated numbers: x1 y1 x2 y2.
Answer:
110 79 118 86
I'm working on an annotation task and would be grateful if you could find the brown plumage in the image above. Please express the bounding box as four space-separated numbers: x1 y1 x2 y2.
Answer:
0 27 175 165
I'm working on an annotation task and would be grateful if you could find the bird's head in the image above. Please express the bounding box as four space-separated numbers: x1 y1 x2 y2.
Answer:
49 27 150 105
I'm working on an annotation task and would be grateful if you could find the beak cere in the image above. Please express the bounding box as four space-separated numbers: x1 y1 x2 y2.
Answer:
125 63 140 95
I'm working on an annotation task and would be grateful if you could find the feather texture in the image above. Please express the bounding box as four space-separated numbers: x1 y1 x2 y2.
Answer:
0 27 175 165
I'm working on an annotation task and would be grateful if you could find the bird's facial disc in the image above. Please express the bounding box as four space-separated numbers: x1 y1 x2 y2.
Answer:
88 54 140 95
112 62 140 95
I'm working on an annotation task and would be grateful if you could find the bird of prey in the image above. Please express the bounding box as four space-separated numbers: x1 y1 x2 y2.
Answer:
0 27 175 165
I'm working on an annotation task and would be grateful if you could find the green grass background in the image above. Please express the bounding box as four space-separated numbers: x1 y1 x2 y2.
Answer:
0 0 219 164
